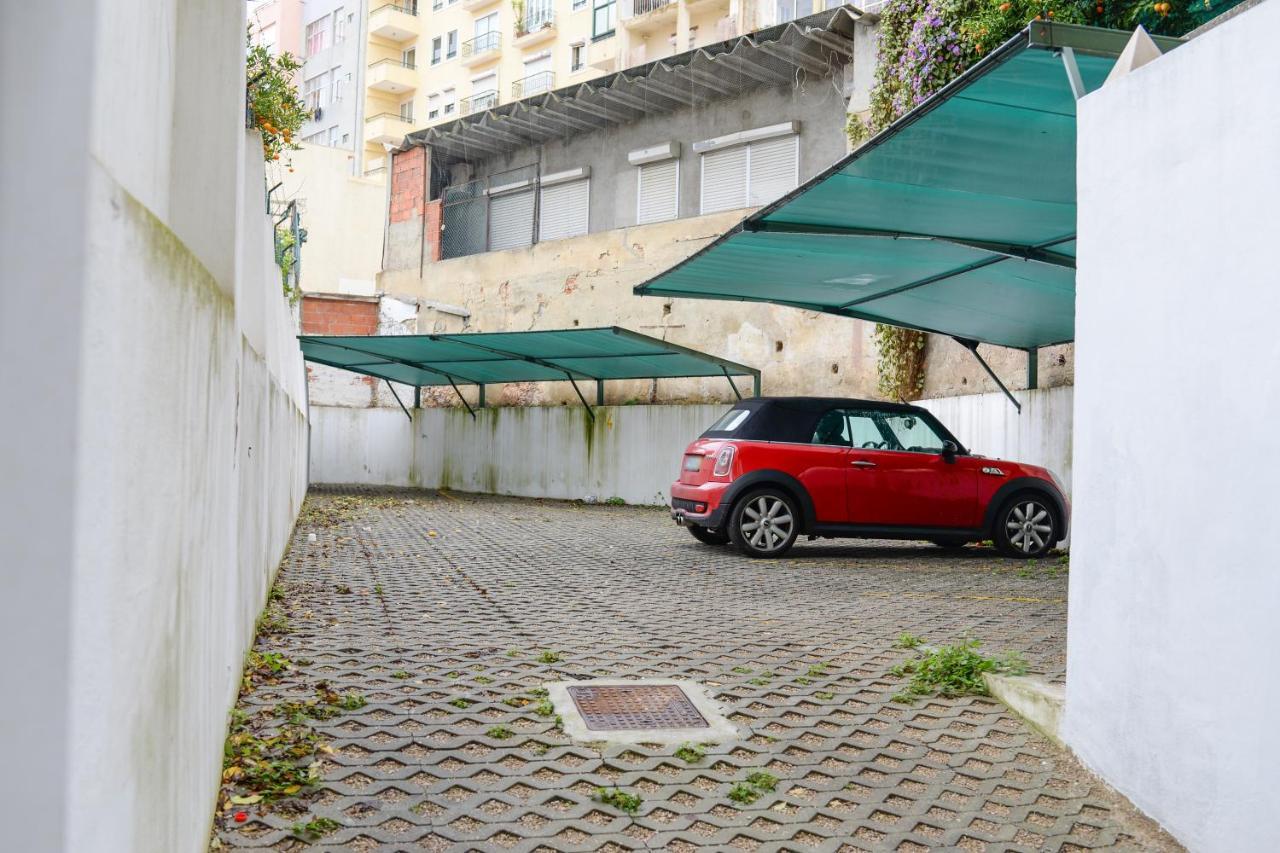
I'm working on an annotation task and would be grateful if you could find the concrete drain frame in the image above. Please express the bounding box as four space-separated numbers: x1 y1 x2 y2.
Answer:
547 678 741 746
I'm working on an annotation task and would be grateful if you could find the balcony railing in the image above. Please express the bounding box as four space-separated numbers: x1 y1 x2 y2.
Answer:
368 57 417 71
622 0 675 19
459 89 499 115
461 31 502 59
365 111 414 123
373 2 419 14
512 71 554 99
518 4 555 35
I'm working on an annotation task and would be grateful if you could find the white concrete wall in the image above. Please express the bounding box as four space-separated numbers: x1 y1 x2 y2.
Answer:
0 2 308 851
311 403 728 504
915 386 1074 497
1067 6 1280 851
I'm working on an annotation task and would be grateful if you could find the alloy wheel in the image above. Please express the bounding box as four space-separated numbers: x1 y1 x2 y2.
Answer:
740 495 795 553
1006 500 1053 554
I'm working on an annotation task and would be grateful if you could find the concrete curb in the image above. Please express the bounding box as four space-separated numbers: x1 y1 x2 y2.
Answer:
983 672 1066 747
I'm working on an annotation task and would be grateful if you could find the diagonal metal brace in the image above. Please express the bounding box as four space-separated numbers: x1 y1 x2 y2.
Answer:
447 377 477 420
564 372 595 421
953 337 1021 413
722 367 743 401
386 382 413 422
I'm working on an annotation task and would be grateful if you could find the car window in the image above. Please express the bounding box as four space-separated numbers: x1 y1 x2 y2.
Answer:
881 413 947 453
706 407 751 433
810 410 851 446
845 411 888 448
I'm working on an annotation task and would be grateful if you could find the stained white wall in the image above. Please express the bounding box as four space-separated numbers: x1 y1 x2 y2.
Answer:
1066 5 1280 850
0 2 308 851
310 403 728 504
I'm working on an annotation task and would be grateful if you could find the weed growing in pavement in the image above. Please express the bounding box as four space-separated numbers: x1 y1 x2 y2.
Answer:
391 670 410 679
487 725 514 739
674 743 705 764
268 584 286 603
745 771 778 791
334 584 353 594
795 676 812 686
748 677 770 686
446 671 461 679
604 496 626 506
257 609 290 637
506 649 522 658
815 691 834 701
731 665 753 674
290 816 341 840
222 723 324 800
504 695 531 707
537 651 562 664
533 699 555 717
889 638 1026 704
529 686 549 698
595 787 642 813
806 663 828 677
449 697 472 709
727 783 760 805
475 675 493 684
339 691 367 711
894 633 924 650
374 584 384 595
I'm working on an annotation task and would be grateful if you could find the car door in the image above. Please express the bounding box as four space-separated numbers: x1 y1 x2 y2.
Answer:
736 407 852 524
842 409 979 529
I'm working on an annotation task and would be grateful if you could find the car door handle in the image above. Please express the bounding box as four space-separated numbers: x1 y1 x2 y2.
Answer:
850 460 877 468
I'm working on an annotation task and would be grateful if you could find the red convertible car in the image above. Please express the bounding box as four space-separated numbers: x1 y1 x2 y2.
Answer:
670 397 1068 558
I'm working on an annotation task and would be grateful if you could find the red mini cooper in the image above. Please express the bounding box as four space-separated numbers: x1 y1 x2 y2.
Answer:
670 397 1068 559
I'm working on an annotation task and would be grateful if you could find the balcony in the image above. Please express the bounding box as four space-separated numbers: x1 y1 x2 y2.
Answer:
459 89 499 115
368 3 420 42
367 58 418 94
587 35 620 72
462 0 501 9
621 0 677 34
512 71 554 100
513 6 557 49
364 112 416 145
460 32 502 67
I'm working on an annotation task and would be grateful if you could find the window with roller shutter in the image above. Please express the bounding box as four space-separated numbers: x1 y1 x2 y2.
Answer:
637 159 679 224
488 186 535 251
538 177 590 241
699 132 798 214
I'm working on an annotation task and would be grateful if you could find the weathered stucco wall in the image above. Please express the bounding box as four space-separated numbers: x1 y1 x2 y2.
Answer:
0 2 309 850
380 211 883 405
1066 6 1280 850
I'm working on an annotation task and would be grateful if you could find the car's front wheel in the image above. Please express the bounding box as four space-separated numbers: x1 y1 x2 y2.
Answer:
728 488 800 558
687 525 730 546
994 493 1059 557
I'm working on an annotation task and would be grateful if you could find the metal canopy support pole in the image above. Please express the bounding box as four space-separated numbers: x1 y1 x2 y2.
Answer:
752 371 762 398
565 373 595 421
722 367 743 401
478 385 486 408
1060 46 1087 101
953 337 1022 414
596 379 605 407
1027 347 1039 390
387 382 413 422
414 386 421 409
447 378 477 420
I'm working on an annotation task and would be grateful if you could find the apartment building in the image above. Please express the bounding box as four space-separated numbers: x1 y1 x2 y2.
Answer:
298 0 369 164
248 0 304 63
361 0 846 177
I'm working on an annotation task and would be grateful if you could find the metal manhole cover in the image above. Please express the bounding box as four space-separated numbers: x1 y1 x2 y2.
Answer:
566 684 709 731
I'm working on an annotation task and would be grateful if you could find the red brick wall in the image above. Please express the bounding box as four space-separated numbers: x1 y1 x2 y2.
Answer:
300 296 379 336
424 199 443 262
389 146 427 225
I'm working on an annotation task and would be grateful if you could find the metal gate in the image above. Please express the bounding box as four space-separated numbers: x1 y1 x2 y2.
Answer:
440 164 539 260
440 179 487 260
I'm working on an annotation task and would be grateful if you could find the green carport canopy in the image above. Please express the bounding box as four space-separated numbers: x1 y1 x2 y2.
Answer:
634 21 1183 351
298 326 759 418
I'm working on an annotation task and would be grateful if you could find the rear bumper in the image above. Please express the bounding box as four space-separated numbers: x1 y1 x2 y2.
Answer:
669 481 730 528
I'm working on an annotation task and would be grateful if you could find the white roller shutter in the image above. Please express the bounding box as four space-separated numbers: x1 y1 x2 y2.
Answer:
538 178 589 241
748 134 798 206
700 145 748 214
637 159 678 224
488 189 535 251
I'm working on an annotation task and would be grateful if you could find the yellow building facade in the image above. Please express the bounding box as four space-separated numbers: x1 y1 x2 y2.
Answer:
362 0 838 176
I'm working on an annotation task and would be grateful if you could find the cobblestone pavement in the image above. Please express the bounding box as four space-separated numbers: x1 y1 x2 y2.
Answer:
213 489 1179 852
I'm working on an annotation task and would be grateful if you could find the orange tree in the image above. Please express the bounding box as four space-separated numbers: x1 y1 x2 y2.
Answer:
246 30 306 163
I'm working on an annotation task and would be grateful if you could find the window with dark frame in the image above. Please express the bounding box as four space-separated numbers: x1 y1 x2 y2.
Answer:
592 0 615 39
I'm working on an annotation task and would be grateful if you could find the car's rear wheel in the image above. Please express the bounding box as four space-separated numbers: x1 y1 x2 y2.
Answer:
728 488 800 558
687 525 730 546
994 493 1059 558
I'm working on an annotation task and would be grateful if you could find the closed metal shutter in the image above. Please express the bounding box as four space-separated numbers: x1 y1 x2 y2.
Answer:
488 188 535 251
700 145 748 214
637 159 678 224
748 135 798 206
538 178 589 241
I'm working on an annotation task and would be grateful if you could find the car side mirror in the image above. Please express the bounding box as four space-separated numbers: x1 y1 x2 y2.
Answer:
941 440 958 464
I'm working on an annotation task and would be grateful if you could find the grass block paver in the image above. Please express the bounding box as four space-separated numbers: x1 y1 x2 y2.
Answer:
212 488 1181 852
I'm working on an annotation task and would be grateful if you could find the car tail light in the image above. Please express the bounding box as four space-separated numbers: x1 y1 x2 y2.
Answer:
682 454 704 472
712 444 736 478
